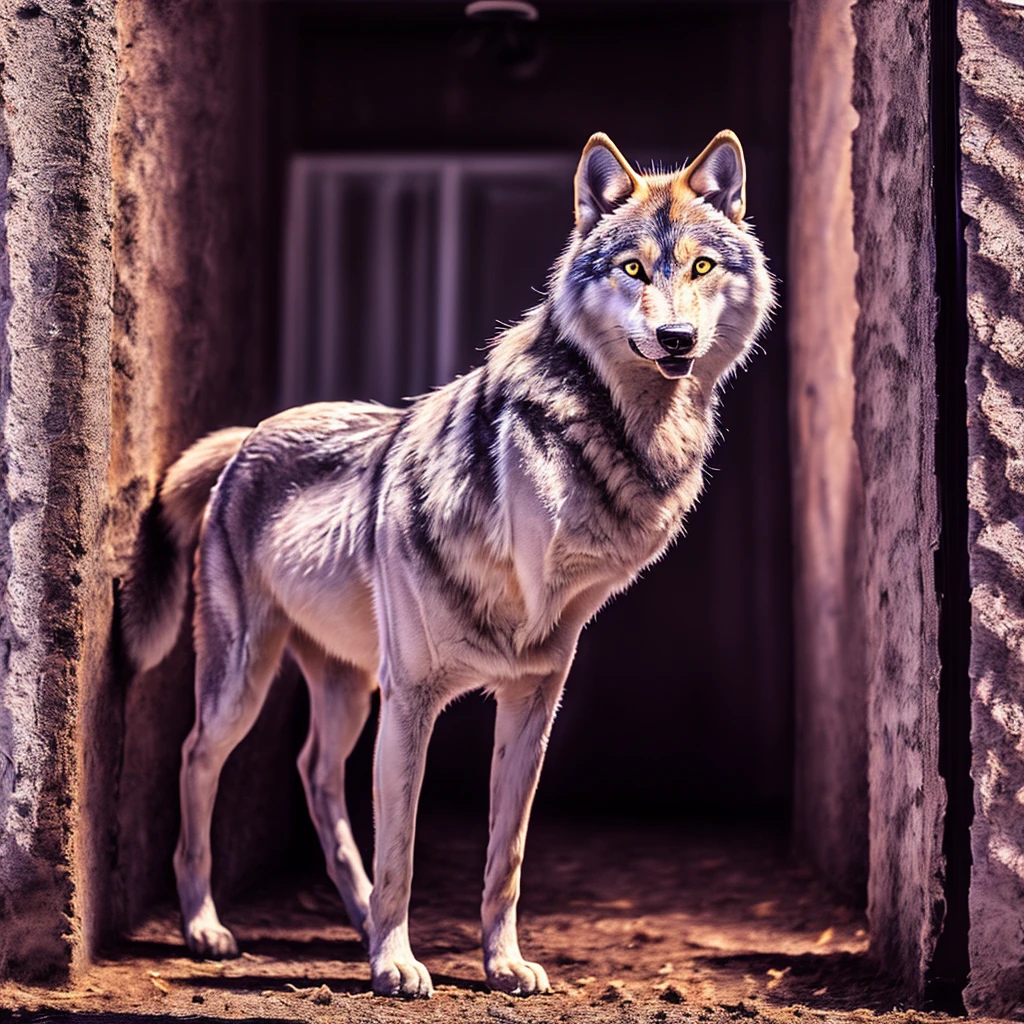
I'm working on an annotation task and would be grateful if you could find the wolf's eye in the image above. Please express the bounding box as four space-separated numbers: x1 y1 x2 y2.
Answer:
621 260 648 282
693 257 716 277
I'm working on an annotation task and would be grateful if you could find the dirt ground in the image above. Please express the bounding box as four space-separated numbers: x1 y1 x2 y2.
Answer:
0 819 1002 1024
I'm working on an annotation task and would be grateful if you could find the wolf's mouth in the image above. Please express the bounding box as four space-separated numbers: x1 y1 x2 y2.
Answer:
656 356 694 379
628 337 694 379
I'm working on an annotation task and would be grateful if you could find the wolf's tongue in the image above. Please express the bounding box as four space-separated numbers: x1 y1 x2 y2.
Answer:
657 356 694 379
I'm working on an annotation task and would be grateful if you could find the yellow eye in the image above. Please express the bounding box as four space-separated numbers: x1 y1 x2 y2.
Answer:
693 257 715 277
623 260 642 278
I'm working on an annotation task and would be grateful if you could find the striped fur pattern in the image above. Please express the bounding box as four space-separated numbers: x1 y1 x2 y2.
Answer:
122 131 774 998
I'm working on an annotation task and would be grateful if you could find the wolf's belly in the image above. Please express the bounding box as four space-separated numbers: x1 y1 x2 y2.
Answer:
258 519 380 671
254 471 382 670
275 569 380 672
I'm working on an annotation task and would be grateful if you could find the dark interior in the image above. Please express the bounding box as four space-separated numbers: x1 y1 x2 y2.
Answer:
196 0 793 896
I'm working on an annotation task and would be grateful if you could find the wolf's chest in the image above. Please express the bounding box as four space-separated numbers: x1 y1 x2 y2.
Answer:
482 470 696 654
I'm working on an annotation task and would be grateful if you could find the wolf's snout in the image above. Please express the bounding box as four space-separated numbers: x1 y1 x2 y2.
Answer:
656 324 696 355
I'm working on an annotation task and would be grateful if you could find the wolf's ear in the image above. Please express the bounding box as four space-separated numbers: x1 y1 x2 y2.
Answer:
685 131 746 223
574 133 641 236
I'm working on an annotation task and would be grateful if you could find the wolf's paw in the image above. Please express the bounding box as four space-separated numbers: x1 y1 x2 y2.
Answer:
486 957 551 996
184 919 239 960
371 954 434 999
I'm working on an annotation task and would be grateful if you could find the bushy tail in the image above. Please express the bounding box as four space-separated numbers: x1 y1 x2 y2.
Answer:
120 427 252 672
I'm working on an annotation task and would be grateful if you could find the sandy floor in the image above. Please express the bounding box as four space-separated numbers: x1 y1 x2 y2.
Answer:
0 819 995 1023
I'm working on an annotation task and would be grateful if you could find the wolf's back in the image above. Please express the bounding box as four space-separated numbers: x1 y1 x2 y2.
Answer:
121 427 251 672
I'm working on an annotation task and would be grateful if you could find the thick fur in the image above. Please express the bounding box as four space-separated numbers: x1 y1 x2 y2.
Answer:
124 131 774 998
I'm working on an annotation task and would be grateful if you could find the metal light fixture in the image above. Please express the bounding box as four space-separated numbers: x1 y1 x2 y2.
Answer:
459 0 544 79
464 1 539 22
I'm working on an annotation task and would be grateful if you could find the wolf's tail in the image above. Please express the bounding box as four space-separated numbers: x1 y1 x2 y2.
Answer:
121 427 252 672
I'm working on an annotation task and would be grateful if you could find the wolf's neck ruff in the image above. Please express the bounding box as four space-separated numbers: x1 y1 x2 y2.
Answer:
520 311 707 499
380 305 721 657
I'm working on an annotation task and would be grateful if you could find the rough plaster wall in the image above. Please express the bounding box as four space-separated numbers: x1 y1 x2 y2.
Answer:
108 0 307 937
0 0 303 979
960 3 1024 1015
849 0 943 1001
788 0 868 902
0 0 117 980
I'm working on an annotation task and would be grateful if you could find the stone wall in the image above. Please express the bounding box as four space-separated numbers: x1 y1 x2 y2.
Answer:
0 0 118 979
107 0 305 940
790 0 946 1002
793 0 1024 1008
850 0 944 1001
0 0 300 980
788 0 868 901
960 2 1024 1016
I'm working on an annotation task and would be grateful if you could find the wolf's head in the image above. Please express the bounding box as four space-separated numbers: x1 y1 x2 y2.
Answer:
551 131 774 391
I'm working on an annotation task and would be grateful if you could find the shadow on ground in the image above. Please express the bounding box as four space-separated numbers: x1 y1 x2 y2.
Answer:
0 819 946 1024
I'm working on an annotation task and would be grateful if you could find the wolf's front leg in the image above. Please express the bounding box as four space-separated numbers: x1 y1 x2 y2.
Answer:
482 672 565 995
367 674 441 998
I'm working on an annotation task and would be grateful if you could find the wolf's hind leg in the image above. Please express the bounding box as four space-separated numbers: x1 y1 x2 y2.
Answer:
290 634 375 942
482 672 565 995
175 577 288 960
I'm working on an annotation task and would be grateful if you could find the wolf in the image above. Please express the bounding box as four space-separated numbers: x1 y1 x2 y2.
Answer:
121 130 774 998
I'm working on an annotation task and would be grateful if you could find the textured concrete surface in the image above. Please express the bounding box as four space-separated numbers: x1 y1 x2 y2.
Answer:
0 0 298 982
960 2 1024 1015
788 0 869 903
849 0 943 1002
0 0 117 980
789 5 947 996
108 0 304 942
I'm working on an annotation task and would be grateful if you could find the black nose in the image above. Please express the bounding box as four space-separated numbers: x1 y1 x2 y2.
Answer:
656 323 696 355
